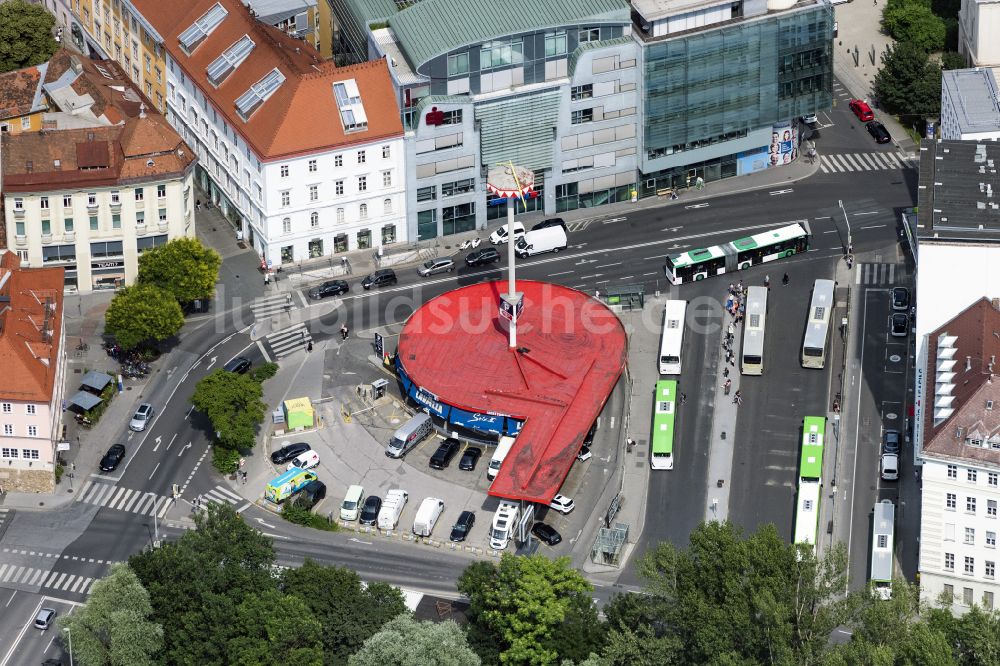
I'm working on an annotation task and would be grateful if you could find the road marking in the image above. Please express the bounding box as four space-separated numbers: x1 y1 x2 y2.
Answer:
549 270 575 277
185 405 194 420
148 462 160 480
166 433 177 451
152 436 162 452
854 211 879 217
578 274 604 280
643 272 658 276
257 339 272 363
5 591 15 607
205 356 217 370
769 189 793 195
595 262 622 268
861 224 886 229
684 203 710 209
823 230 837 234
602 216 627 224
178 442 192 457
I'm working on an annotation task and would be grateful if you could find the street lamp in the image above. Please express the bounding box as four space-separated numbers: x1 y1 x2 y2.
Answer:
838 199 853 257
63 626 73 666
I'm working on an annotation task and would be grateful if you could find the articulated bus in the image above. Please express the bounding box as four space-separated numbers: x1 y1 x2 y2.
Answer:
741 286 768 375
650 380 676 470
871 500 896 600
664 222 810 285
793 416 826 558
659 300 687 375
801 279 835 369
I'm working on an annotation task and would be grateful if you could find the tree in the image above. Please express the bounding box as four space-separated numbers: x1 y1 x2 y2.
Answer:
129 503 277 665
882 0 946 52
0 0 58 74
57 563 163 666
226 589 324 666
873 42 942 119
281 560 408 664
348 614 481 666
191 369 266 450
104 284 184 349
458 554 600 666
137 237 221 304
940 51 967 70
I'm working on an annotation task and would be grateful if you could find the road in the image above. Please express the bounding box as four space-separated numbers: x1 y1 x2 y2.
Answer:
0 92 918 660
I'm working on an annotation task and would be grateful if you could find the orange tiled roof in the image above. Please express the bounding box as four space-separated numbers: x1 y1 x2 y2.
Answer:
131 0 403 159
0 252 65 403
0 65 47 121
43 49 146 124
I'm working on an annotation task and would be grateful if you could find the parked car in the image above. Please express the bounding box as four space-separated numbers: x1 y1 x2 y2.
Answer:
465 247 501 267
99 443 126 472
361 269 397 290
271 442 311 465
34 608 56 630
800 113 819 125
418 258 455 277
293 480 326 510
532 218 567 231
849 99 875 122
450 510 476 542
308 280 349 299
880 453 899 481
891 287 910 311
531 522 562 546
429 438 462 470
223 356 251 374
866 120 891 144
583 423 597 448
549 494 575 514
458 446 482 471
883 429 901 455
340 485 365 521
286 449 320 471
129 403 154 432
359 495 382 525
577 446 592 462
489 221 525 245
891 312 909 337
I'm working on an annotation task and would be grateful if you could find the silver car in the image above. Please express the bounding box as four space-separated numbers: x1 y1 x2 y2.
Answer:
418 258 455 277
129 402 154 432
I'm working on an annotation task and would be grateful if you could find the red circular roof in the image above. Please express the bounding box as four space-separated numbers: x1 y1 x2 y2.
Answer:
397 280 627 503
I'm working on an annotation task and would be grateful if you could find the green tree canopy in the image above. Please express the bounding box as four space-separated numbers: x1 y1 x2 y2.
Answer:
104 283 184 350
281 560 408 664
882 0 946 52
191 369 266 450
458 554 603 666
57 563 163 666
0 0 58 74
129 503 277 664
348 614 481 666
137 237 221 303
873 42 942 119
226 589 324 666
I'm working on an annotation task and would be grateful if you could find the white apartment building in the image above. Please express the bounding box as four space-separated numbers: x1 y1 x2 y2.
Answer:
141 0 406 267
940 68 1000 141
958 0 1000 66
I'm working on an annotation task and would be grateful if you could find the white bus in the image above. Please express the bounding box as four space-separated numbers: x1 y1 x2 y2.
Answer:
659 300 687 375
741 286 768 375
871 500 895 600
801 279 835 368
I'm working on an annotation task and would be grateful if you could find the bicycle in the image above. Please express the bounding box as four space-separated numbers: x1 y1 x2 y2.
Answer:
76 340 89 352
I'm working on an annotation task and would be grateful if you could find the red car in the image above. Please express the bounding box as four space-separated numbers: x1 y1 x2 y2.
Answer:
849 99 875 122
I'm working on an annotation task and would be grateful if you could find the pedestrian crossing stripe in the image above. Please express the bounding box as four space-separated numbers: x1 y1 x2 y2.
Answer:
855 263 897 286
251 293 295 320
0 562 98 594
197 485 245 507
820 152 909 173
76 482 245 516
264 323 312 359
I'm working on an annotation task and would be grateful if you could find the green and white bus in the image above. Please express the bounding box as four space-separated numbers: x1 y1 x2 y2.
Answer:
794 416 826 558
664 222 810 285
871 500 895 600
650 380 676 470
801 279 835 369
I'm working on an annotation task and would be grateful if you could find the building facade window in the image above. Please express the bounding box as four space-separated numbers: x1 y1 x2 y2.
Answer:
357 150 365 164
965 527 976 544
40 196 49 209
41 220 51 235
545 30 567 57
310 211 318 227
359 203 367 219
112 214 121 229
382 145 391 159
357 229 372 249
90 215 99 230
989 472 998 487
988 531 997 547
442 202 476 235
964 556 975 574
442 178 475 197
308 159 317 172
987 561 996 579
383 198 392 215
1 403 10 413
948 464 958 478
945 553 955 570
336 208 345 224
947 493 957 510
309 185 318 201
282 218 291 233
63 195 73 208
579 27 600 43
571 108 594 124
571 84 593 101
157 184 165 198
968 497 977 514
988 499 998 517
65 218 74 232
336 180 344 196
135 187 144 201
969 469 978 483
382 224 396 245
110 190 120 204
447 52 469 76
27 425 37 437
417 186 436 202
281 191 290 207
335 154 343 167
280 164 289 177
88 192 97 207
358 176 367 192
382 171 392 188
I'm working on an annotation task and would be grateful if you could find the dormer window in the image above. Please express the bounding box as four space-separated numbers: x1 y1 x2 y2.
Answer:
207 35 254 87
332 79 368 132
178 3 227 54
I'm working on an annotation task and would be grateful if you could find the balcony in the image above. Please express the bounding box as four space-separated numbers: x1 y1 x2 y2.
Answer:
157 221 169 232
136 224 147 236
41 233 53 245
110 199 122 210
64 231 75 242
14 235 27 246
13 208 25 217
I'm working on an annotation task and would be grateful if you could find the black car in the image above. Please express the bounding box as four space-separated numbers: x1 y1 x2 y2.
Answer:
359 495 382 525
361 269 397 290
458 446 482 471
866 120 891 144
308 279 349 299
450 510 476 542
294 480 327 510
531 522 562 546
891 287 910 312
429 438 461 470
891 313 909 338
465 247 501 267
223 356 251 374
883 430 901 455
271 442 311 465
583 423 597 448
532 218 567 231
99 444 126 472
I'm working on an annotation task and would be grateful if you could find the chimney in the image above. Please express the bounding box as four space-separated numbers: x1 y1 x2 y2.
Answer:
967 356 973 371
993 297 1000 311
139 102 146 119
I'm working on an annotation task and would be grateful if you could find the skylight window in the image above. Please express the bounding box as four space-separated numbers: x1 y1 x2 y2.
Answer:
234 68 285 121
207 35 255 87
178 3 228 54
333 79 368 132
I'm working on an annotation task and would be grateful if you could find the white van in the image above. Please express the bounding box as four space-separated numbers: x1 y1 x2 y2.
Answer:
386 412 434 458
489 222 525 245
377 488 409 530
514 226 568 258
487 436 516 481
340 484 364 521
286 449 320 471
412 497 445 537
490 502 520 550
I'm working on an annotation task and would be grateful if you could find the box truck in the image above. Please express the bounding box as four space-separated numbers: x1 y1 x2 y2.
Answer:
487 436 516 481
514 226 568 258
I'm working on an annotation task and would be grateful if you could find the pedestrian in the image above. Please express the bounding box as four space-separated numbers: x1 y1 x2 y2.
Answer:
340 324 349 340
680 392 687 404
723 366 730 378
734 389 742 405
764 274 770 288
723 378 732 395
196 199 201 211
737 280 743 294
782 272 789 286
595 289 600 300
728 283 734 295
307 340 313 352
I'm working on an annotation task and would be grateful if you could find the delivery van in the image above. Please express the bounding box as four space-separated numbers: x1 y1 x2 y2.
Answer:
487 436 516 481
340 484 365 521
385 412 434 458
286 449 320 471
265 468 318 503
412 497 445 537
514 226 568 258
490 501 520 550
377 488 409 530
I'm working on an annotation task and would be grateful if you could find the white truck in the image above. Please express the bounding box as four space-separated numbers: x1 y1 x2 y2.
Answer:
490 502 520 550
377 488 409 530
514 226 568 258
412 497 445 537
487 436 517 481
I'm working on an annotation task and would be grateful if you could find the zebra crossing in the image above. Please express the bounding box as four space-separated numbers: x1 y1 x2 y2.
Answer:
0 507 13 534
252 292 295 320
820 152 910 173
76 481 247 516
0 562 98 595
264 322 313 359
195 484 247 510
856 263 898 286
